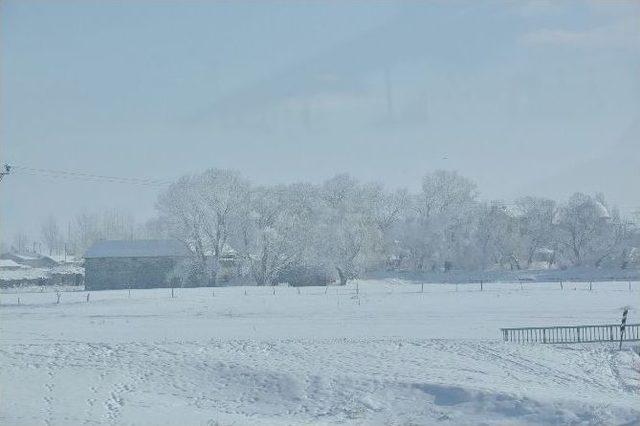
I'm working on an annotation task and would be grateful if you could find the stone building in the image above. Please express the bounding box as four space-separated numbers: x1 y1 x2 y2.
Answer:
84 240 190 290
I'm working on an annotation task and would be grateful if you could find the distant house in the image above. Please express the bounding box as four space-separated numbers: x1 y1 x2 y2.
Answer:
0 259 28 271
84 240 190 290
0 252 58 269
0 260 49 288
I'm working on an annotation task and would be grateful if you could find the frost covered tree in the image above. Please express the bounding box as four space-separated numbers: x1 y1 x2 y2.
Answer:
247 185 314 286
156 174 208 267
473 202 520 270
33 166 640 280
591 207 632 268
198 169 250 283
514 197 557 267
156 169 250 285
556 193 615 266
369 186 409 259
420 170 478 217
144 169 640 282
405 170 478 271
317 175 387 285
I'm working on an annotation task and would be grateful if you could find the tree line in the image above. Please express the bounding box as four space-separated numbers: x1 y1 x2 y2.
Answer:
14 169 639 286
150 169 640 285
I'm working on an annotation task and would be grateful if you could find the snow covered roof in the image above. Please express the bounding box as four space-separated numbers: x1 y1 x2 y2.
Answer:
48 254 80 263
0 252 59 268
50 264 85 276
0 259 27 269
593 201 610 219
84 240 190 259
0 268 49 281
6 253 39 260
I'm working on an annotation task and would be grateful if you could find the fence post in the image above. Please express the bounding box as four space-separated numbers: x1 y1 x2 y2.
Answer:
560 281 563 290
542 328 546 343
86 293 90 303
589 282 592 291
17 297 20 305
480 280 483 292
620 308 628 350
421 283 424 293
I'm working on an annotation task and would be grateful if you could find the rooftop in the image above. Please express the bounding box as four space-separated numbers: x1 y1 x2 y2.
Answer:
0 259 27 269
84 240 191 259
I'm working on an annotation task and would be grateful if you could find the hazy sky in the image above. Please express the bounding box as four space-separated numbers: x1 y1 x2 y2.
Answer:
1 0 639 244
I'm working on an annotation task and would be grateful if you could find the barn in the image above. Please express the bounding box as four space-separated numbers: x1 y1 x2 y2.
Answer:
84 240 190 291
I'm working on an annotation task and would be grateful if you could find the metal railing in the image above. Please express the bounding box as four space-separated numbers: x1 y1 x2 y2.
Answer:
501 323 640 344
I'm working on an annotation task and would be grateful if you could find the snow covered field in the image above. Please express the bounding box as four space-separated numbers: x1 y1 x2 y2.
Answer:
1 280 639 425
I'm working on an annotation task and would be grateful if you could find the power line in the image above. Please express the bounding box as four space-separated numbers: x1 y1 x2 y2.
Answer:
8 165 173 187
5 164 639 212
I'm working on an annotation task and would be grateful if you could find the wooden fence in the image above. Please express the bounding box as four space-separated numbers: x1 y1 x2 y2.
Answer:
501 323 640 344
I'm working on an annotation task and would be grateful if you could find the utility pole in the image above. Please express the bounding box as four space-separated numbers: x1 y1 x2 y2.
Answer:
0 164 10 182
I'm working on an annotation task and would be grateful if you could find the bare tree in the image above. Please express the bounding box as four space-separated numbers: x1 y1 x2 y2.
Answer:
41 215 61 255
12 232 30 254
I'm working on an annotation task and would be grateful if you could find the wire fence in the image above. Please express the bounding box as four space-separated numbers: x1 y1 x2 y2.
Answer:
1 279 638 307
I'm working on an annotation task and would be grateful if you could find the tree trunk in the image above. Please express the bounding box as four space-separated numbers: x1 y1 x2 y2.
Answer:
336 267 347 286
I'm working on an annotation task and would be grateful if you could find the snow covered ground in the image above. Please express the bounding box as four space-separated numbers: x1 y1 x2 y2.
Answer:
1 280 639 425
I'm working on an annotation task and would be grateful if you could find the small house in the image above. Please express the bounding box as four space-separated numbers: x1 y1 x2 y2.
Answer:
0 264 49 288
84 240 190 290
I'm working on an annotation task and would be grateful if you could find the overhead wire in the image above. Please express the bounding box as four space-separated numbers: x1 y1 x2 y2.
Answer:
8 165 173 187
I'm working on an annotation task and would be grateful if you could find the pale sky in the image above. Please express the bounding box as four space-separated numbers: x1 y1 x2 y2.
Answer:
1 0 639 243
